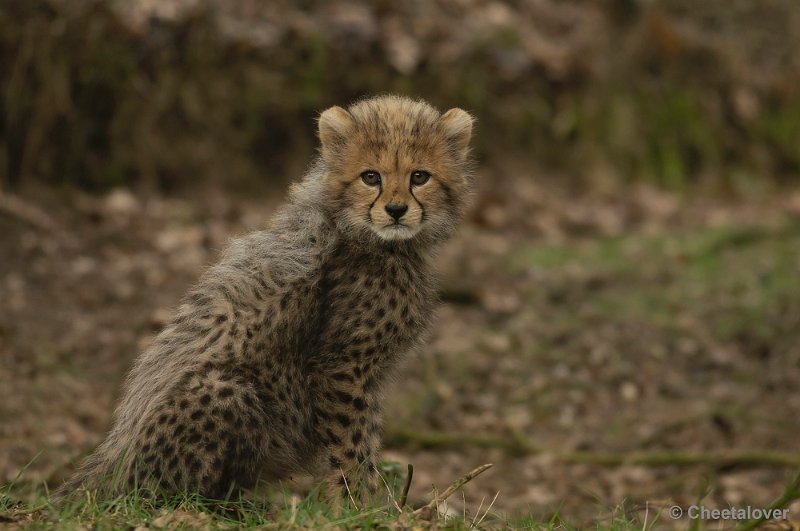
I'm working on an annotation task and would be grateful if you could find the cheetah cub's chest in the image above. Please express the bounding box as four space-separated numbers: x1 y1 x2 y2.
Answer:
316 248 434 373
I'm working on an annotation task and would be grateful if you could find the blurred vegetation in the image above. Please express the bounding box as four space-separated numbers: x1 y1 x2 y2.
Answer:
1 0 799 194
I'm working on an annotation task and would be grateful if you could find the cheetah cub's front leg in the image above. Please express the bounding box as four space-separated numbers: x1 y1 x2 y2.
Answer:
318 377 382 508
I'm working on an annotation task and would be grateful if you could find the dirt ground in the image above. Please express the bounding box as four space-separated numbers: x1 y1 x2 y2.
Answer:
2 172 800 525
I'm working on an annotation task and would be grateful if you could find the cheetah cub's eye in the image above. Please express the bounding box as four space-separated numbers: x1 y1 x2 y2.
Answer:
361 171 381 186
410 170 430 186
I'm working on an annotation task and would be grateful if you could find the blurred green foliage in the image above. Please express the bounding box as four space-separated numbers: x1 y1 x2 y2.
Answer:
1 0 798 193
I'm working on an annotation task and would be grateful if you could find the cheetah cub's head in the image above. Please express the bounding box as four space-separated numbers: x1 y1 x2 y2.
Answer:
318 96 474 243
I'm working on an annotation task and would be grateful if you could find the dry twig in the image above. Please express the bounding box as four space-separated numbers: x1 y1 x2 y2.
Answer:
413 463 493 517
399 463 413 508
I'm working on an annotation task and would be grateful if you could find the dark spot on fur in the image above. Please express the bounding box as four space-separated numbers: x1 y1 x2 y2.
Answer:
353 397 366 411
190 410 204 421
200 394 211 406
218 387 234 399
326 429 342 445
242 394 255 408
336 390 353 403
335 414 351 427
206 329 224 346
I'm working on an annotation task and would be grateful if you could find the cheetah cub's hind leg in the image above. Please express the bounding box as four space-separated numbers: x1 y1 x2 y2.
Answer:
128 370 268 499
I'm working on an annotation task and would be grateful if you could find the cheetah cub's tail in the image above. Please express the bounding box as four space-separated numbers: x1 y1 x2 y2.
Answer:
53 436 129 504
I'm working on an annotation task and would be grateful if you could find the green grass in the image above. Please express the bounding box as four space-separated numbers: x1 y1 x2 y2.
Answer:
0 459 678 529
1 461 509 529
1 484 506 529
0 488 669 530
5 447 797 528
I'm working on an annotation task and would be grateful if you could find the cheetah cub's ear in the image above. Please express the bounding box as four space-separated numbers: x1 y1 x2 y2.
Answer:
439 108 474 158
318 106 354 161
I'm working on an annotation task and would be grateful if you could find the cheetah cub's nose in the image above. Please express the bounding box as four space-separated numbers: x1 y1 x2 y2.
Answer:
385 203 408 221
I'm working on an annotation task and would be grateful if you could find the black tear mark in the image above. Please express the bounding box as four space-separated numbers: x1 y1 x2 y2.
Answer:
367 180 383 224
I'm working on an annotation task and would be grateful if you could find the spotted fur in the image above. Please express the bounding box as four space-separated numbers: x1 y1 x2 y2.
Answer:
57 95 474 506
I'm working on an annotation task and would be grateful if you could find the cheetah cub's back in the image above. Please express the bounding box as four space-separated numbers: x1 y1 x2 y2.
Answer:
57 95 474 506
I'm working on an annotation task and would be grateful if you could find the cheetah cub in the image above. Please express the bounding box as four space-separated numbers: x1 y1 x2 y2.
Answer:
58 95 474 506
